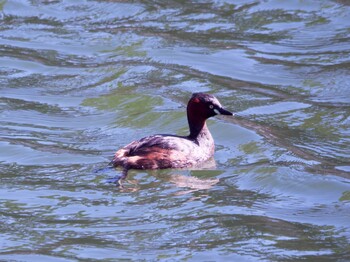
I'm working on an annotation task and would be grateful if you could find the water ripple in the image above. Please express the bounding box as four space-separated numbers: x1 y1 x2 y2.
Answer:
1 0 350 261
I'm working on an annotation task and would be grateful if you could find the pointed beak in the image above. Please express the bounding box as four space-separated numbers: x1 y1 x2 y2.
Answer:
217 107 233 116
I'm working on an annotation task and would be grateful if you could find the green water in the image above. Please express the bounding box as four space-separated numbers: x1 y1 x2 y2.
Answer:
0 0 350 261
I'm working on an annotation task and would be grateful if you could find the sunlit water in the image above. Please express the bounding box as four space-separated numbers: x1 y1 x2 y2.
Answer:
1 0 350 261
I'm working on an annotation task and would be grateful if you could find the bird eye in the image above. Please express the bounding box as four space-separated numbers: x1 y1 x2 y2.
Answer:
209 105 214 109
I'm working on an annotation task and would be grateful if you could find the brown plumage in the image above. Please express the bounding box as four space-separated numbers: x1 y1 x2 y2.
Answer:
110 93 233 186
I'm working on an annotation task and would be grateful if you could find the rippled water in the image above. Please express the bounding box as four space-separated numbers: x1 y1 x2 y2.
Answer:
1 0 350 261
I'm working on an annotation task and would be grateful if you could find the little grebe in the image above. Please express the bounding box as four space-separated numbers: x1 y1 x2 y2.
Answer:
110 93 233 185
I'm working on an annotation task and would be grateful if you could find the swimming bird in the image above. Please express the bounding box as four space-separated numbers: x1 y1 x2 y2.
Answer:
110 93 233 186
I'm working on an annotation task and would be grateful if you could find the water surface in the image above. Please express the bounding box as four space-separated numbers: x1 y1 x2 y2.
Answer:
1 0 350 261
